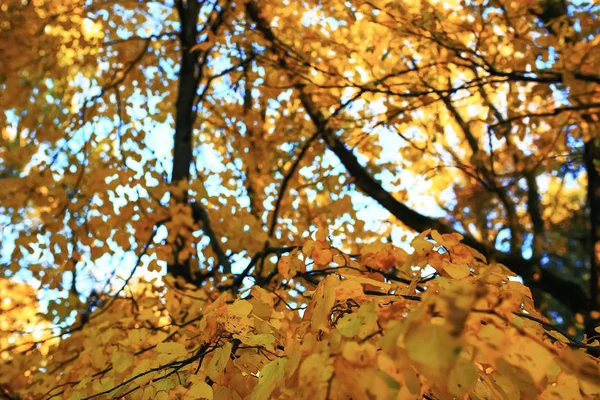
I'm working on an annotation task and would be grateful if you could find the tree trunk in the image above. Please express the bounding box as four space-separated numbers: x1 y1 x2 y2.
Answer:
168 0 201 283
585 138 600 339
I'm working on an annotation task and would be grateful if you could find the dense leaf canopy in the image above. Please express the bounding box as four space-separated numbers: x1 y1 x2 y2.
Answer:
1 0 600 398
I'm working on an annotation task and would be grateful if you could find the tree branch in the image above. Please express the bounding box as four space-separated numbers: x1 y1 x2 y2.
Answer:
169 1 232 278
423 77 522 252
191 202 231 274
525 171 545 260
245 0 589 313
268 132 320 238
585 138 600 337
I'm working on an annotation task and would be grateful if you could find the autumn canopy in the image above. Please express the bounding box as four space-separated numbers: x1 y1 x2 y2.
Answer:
1 0 600 398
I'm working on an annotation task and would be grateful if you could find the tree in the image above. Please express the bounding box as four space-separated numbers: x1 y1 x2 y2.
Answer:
1 0 600 398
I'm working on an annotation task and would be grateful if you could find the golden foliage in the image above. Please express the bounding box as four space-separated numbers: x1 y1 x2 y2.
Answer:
1 233 599 399
1 0 600 398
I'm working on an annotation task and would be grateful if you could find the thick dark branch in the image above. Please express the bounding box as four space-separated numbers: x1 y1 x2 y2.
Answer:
172 0 202 183
585 139 600 337
525 171 545 260
303 90 587 312
0 385 21 400
297 89 482 251
169 1 232 279
168 0 204 283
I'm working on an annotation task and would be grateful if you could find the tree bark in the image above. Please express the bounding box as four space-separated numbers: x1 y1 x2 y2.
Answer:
168 0 201 283
585 138 600 339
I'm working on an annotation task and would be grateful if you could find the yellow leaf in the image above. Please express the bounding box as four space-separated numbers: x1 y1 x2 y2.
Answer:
140 385 156 400
313 248 333 265
477 324 505 350
235 333 276 350
225 300 254 334
488 373 521 399
207 342 232 382
155 374 180 393
154 392 169 400
540 384 582 400
302 240 315 256
111 350 134 373
431 230 463 248
334 278 366 300
92 377 115 394
251 285 275 306
404 324 461 376
450 244 475 264
503 337 553 385
228 300 253 317
374 249 396 270
156 342 188 364
442 260 470 279
298 353 333 393
448 358 478 397
187 377 214 400
337 302 378 339
277 255 294 280
315 226 329 242
547 330 570 344
360 242 387 256
342 274 391 291
472 379 495 400
342 341 377 366
310 276 337 333
251 358 286 400
412 233 434 255
402 367 422 397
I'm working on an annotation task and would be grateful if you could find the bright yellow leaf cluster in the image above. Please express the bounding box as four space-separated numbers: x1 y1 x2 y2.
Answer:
1 232 599 399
